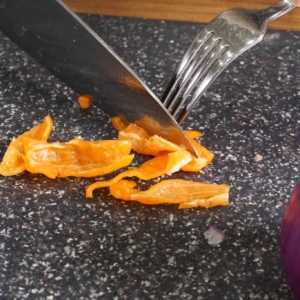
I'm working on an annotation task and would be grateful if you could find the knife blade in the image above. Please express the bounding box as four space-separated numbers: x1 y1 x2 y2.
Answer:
0 0 197 156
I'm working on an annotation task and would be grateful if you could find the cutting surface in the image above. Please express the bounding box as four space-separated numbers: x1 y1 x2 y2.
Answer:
0 14 299 299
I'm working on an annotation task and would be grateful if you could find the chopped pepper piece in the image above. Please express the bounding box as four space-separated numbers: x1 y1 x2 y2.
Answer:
108 179 230 209
184 130 203 140
0 113 230 210
0 115 53 176
86 150 192 198
118 123 183 156
22 137 134 179
78 94 93 109
181 139 214 172
85 116 223 208
110 115 128 132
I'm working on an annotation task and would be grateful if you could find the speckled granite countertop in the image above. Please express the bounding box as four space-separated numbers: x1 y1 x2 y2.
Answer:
0 14 299 300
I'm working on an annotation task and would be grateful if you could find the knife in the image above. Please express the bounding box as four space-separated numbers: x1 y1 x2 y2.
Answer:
0 0 197 156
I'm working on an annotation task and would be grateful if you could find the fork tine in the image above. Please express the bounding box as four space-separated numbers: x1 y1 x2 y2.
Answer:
162 30 213 107
168 39 226 116
172 43 229 119
166 36 221 114
176 51 233 124
177 31 213 75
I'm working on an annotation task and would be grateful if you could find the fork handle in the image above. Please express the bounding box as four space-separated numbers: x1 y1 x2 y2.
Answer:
260 0 296 24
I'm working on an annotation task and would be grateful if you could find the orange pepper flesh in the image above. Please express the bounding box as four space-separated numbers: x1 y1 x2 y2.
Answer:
183 130 203 140
86 116 229 209
181 140 215 172
0 116 134 179
109 179 230 209
0 115 53 176
0 114 230 209
22 137 134 179
86 150 192 198
118 123 184 156
110 115 128 132
78 94 93 109
113 117 214 172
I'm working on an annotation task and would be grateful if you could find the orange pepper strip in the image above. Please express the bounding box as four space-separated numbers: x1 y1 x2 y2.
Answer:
180 156 208 172
181 139 214 172
85 150 192 198
110 180 139 201
118 123 184 156
0 115 53 176
184 130 203 140
192 140 214 164
111 116 214 172
110 116 128 132
22 137 134 179
109 179 230 209
113 117 212 167
178 194 230 209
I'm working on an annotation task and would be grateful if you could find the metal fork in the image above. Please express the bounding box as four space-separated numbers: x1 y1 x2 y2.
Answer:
162 0 297 124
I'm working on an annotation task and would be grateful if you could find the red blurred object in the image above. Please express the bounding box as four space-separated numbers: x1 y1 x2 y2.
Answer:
280 181 300 299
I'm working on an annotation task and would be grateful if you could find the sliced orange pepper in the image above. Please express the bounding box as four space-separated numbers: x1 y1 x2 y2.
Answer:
180 156 208 172
118 123 183 156
0 115 53 176
86 150 192 198
110 179 139 201
181 139 214 172
184 130 203 140
108 179 230 209
22 137 134 179
178 194 229 209
192 139 214 164
86 117 218 202
113 116 212 168
0 114 229 210
78 94 93 109
110 116 128 132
